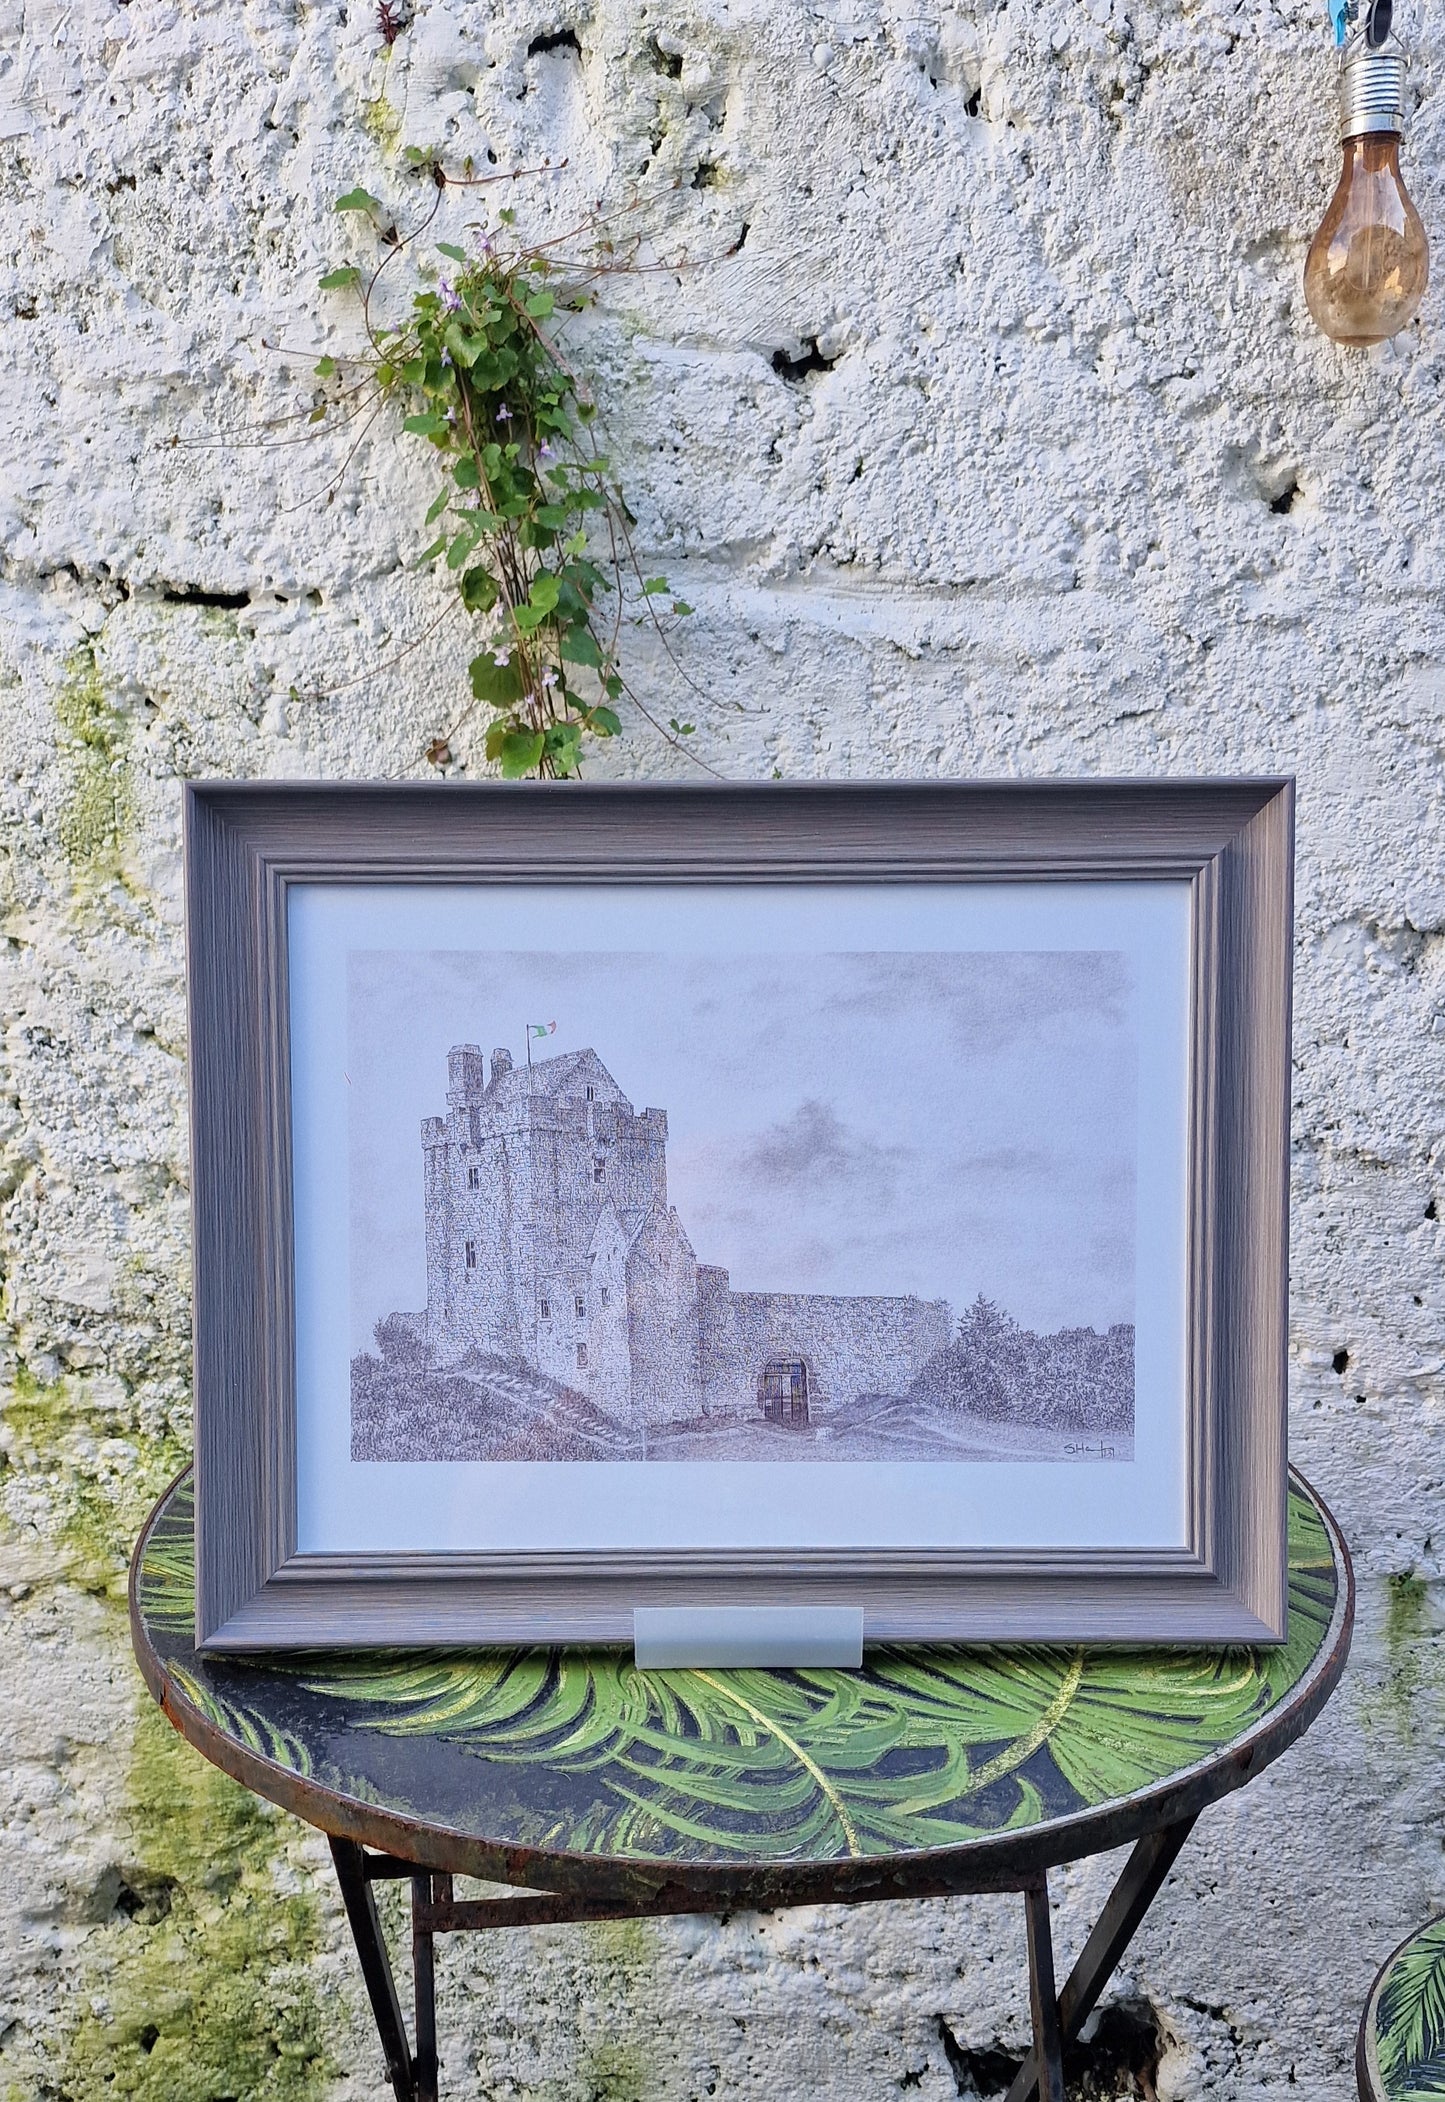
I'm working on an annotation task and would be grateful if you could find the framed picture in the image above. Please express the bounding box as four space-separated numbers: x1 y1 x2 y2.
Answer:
186 779 1292 1651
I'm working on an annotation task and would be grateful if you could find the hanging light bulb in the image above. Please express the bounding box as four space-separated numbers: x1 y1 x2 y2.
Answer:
1304 4 1429 345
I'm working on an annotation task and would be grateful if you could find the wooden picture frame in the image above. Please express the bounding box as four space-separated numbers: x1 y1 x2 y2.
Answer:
186 778 1292 1651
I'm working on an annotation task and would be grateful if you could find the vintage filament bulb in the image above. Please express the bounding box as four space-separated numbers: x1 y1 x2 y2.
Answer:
1304 27 1429 344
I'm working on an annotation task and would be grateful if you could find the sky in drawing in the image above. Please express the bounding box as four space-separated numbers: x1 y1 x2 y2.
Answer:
346 945 1136 1354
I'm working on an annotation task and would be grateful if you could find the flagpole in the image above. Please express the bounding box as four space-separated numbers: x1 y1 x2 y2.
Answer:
526 1024 531 1070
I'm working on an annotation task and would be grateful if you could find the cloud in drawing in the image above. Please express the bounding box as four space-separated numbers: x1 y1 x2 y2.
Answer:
346 929 1152 1345
736 1100 911 1206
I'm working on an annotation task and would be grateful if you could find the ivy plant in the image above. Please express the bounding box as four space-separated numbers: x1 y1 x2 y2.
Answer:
316 167 693 779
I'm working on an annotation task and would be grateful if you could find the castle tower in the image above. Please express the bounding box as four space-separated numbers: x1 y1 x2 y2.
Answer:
422 1043 678 1415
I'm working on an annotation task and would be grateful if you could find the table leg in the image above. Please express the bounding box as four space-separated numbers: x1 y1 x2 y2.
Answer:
1004 1816 1198 2102
412 1872 440 2102
329 1837 417 2102
1023 1877 1066 2102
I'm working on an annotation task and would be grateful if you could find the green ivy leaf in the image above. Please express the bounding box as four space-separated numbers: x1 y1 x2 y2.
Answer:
444 321 481 368
334 187 381 213
671 600 694 616
469 650 525 704
524 291 556 319
460 566 499 613
497 729 545 777
314 355 337 378
561 628 604 668
546 724 584 776
318 267 360 291
591 707 622 736
437 241 468 262
403 411 450 437
642 577 669 594
424 488 451 525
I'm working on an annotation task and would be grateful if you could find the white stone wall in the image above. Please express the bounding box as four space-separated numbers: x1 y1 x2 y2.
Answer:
0 0 1442 2092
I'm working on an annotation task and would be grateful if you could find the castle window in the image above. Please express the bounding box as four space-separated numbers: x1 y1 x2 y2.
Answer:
467 1164 480 1189
577 1342 587 1368
600 1287 610 1309
575 1294 586 1317
465 1240 476 1269
540 1298 550 1320
585 1086 595 1102
593 1162 604 1182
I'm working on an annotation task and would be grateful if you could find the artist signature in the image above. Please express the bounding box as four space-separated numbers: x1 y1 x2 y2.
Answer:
1062 1440 1117 1459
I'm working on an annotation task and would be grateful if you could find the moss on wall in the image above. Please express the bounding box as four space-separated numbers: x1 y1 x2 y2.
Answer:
360 94 403 148
24 1697 331 2102
1381 1570 1438 1729
0 1369 331 2098
0 1365 187 1599
574 1920 658 2102
54 646 133 876
0 1369 330 2098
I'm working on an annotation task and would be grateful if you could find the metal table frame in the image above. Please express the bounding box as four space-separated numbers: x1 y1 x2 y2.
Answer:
327 1818 1198 2102
129 1470 1354 2102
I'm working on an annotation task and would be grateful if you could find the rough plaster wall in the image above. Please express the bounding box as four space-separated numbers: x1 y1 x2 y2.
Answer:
0 0 1442 2092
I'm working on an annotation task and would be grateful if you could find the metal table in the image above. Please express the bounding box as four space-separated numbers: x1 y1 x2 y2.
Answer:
129 1470 1352 2102
1357 1912 1445 2100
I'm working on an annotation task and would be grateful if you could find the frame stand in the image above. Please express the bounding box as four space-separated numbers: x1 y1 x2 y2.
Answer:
631 1606 865 1669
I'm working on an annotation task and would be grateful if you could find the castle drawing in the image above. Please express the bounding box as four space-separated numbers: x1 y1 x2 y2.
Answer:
394 1041 952 1433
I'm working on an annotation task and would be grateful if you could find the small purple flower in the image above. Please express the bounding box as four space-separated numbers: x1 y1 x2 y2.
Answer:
538 440 556 460
492 646 511 666
495 402 511 423
438 277 462 311
540 667 557 690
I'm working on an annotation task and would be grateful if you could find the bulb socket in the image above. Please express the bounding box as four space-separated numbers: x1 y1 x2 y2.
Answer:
1339 35 1408 139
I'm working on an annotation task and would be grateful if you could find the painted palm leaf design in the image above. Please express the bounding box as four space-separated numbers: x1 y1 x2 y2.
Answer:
1376 1918 1445 2098
133 1478 1338 1867
135 1476 197 1636
168 1664 315 1779
289 1644 1263 1860
283 1486 1335 1862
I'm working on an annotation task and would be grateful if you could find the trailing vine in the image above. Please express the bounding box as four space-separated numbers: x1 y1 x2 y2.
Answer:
314 159 697 778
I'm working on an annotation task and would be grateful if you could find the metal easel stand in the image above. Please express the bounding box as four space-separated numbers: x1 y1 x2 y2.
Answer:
328 1816 1198 2102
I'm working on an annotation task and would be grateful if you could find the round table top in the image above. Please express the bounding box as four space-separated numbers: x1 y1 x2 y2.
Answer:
130 1470 1352 1909
1357 1913 1445 2102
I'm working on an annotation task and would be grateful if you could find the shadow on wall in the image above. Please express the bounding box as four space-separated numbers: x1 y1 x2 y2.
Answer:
936 1998 1167 2099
